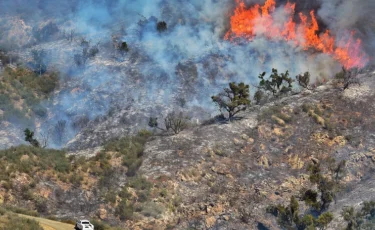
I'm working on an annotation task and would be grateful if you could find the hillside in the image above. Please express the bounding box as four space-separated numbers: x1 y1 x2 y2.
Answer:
0 70 374 229
0 65 59 148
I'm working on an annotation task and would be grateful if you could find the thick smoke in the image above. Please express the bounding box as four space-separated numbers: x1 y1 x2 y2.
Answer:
317 0 375 58
0 0 373 148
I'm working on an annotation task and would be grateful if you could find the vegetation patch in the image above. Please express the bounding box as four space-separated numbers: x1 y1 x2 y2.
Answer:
0 66 58 123
0 208 42 230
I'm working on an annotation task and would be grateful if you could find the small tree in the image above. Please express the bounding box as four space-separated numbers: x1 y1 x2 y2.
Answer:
211 82 251 120
24 128 40 147
258 68 293 96
306 160 345 212
157 21 167 32
119 41 129 52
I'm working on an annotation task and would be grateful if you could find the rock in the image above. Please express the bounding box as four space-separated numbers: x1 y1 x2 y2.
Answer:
311 157 320 165
205 216 216 228
233 138 242 145
248 138 255 144
241 134 249 140
20 155 30 162
288 154 304 169
258 155 271 168
271 115 286 126
98 206 108 219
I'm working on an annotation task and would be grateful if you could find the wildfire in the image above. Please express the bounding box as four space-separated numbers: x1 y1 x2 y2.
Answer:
225 0 369 69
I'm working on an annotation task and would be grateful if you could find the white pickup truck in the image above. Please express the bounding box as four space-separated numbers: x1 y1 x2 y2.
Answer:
75 220 94 230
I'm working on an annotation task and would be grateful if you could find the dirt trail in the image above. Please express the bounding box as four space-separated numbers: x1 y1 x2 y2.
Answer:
17 213 74 230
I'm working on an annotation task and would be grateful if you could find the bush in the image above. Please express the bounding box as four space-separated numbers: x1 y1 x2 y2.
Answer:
104 190 117 204
35 198 48 214
127 176 152 191
21 185 34 200
115 200 134 220
69 173 83 186
258 68 293 96
157 21 167 32
90 219 111 230
140 202 165 218
103 134 150 176
254 90 265 105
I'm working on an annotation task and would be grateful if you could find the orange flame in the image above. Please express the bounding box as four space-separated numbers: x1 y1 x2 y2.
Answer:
225 0 369 69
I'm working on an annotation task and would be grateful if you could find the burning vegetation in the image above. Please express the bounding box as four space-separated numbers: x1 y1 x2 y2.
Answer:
225 0 369 69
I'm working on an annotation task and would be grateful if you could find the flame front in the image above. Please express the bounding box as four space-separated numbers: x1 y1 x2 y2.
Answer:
225 0 369 69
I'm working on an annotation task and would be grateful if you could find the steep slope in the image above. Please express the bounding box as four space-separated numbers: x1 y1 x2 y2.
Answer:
0 70 374 229
137 70 375 229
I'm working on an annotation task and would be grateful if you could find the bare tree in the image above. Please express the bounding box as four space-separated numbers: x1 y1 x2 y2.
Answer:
296 71 312 90
54 120 67 145
31 49 46 77
39 128 51 148
69 29 75 42
335 67 360 90
164 111 190 134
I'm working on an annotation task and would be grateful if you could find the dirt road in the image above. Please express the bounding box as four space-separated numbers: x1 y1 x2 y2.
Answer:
17 213 74 230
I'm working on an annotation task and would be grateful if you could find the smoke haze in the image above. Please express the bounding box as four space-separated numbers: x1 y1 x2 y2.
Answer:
0 0 373 148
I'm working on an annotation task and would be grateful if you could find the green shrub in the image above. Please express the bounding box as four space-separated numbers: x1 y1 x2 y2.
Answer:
258 68 293 96
35 198 48 214
115 200 134 220
211 82 251 120
140 202 165 218
69 173 83 186
103 134 149 177
104 190 117 204
127 176 152 191
302 103 313 113
21 185 34 200
0 146 69 172
212 144 225 157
